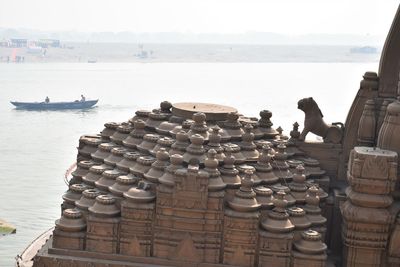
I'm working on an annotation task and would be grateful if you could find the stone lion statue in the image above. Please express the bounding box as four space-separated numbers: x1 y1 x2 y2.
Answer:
297 97 343 144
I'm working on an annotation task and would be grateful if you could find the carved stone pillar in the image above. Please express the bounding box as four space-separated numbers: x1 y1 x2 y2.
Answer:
223 170 260 267
86 195 120 254
342 146 398 267
53 209 86 250
258 191 294 267
120 181 155 257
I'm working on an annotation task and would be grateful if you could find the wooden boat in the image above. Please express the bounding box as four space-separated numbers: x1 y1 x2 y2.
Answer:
10 100 98 110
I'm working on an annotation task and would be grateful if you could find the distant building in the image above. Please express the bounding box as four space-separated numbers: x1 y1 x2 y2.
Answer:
0 39 10 47
10 38 28 47
38 39 60 48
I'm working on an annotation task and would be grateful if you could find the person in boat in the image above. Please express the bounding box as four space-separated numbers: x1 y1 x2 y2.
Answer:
45 96 50 103
80 94 86 102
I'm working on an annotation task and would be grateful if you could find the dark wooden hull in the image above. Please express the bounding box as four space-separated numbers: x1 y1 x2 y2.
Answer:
10 100 98 110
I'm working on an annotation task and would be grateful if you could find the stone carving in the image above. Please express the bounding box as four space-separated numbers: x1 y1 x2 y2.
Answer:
341 146 398 267
33 102 335 266
297 97 343 143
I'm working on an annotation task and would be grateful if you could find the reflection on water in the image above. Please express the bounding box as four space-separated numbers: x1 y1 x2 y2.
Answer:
0 62 378 266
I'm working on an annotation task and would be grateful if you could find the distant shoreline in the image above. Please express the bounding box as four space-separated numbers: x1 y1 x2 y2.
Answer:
0 43 381 63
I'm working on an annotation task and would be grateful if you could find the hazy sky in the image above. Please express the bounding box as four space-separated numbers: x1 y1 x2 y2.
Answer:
0 0 398 35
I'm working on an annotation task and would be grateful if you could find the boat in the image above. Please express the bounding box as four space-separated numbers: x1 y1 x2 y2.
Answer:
350 46 378 54
10 99 98 110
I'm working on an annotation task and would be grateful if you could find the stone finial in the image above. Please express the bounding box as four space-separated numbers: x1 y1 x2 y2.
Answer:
261 190 294 233
188 112 209 139
150 136 174 156
144 148 170 183
290 122 300 139
227 170 261 212
222 143 246 164
289 165 308 204
254 186 274 209
88 195 120 217
124 181 156 203
183 134 206 164
222 112 244 140
95 169 126 192
357 99 376 146
204 149 226 191
239 124 259 161
169 130 189 155
254 145 279 184
159 154 183 186
160 101 172 113
122 119 146 148
272 143 293 182
219 147 241 188
207 125 225 161
292 230 327 266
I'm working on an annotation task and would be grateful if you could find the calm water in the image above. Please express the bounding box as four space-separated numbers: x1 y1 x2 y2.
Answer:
0 62 377 266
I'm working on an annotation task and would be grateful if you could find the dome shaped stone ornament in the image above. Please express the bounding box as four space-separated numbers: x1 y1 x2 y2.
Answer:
222 112 244 141
75 188 102 217
304 186 327 238
130 110 150 124
222 143 246 164
124 181 157 203
169 130 190 156
159 154 184 186
254 186 274 210
187 112 209 140
254 145 279 184
288 207 311 241
109 174 139 196
100 122 120 141
182 134 207 165
239 124 260 161
71 160 97 184
261 190 294 233
116 151 142 172
110 124 134 145
150 136 174 156
258 110 279 139
145 109 170 131
130 155 156 178
95 169 126 193
137 134 160 154
204 149 226 192
206 125 225 161
237 164 261 185
53 208 87 250
289 164 308 204
219 147 241 188
91 142 118 163
227 170 260 212
144 148 170 183
156 115 184 135
291 230 327 267
272 143 294 182
78 135 103 161
62 183 88 210
82 164 113 186
123 119 147 149
169 119 193 137
104 147 129 167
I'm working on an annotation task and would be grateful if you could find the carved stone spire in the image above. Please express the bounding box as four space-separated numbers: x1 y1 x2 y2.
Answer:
228 170 261 212
239 124 260 161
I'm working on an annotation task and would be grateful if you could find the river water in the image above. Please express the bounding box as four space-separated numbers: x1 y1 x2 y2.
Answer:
0 62 378 266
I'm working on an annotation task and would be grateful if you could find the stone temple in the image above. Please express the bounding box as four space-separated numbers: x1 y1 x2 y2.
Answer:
21 5 400 267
